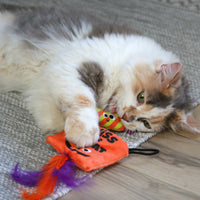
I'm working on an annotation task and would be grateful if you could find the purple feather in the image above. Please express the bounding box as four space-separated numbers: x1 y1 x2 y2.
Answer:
11 163 42 187
11 159 88 189
52 159 88 188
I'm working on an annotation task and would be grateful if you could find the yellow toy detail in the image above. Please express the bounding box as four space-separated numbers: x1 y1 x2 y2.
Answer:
97 108 125 132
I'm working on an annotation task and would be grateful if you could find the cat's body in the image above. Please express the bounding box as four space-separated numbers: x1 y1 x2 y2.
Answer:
0 8 199 147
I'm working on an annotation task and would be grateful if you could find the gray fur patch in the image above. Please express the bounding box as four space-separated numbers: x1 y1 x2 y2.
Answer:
88 22 140 38
11 7 139 42
173 77 192 112
13 8 93 40
0 3 31 12
147 92 172 108
165 111 177 129
147 77 192 112
78 62 104 97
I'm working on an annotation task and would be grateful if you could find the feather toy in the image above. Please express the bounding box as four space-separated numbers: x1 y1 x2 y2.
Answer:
11 127 128 200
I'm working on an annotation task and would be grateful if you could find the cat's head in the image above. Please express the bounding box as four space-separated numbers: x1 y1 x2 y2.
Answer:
113 62 200 136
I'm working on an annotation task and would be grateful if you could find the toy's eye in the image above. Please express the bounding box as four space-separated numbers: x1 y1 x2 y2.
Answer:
82 148 91 153
137 91 145 104
103 113 108 118
109 114 116 120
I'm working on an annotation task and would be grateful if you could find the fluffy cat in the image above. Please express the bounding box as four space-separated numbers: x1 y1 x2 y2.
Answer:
0 8 199 147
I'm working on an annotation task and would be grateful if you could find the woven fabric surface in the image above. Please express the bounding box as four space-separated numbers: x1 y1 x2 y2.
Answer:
0 0 200 199
0 92 154 200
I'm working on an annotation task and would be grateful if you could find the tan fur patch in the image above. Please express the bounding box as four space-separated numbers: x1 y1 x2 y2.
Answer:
162 86 175 97
133 63 159 93
123 105 136 113
150 116 166 132
142 104 154 113
153 59 162 70
168 111 183 124
132 62 177 103
150 115 166 125
64 107 86 134
75 95 94 107
132 82 140 95
123 104 153 120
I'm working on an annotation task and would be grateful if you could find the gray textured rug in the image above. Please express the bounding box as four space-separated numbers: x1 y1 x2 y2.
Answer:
0 0 200 200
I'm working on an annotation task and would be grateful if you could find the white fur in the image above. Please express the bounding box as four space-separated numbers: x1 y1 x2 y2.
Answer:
0 12 180 146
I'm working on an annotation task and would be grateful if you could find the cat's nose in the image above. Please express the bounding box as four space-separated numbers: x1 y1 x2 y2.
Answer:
122 113 128 122
122 112 135 122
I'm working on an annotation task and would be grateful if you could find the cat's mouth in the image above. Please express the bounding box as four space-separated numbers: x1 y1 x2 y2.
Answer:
121 118 137 135
125 128 155 135
125 128 137 135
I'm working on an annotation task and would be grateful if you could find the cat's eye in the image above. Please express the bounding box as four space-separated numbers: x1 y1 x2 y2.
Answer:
137 91 145 104
143 120 151 129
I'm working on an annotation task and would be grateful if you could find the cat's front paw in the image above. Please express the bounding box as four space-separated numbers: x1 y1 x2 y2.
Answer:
64 107 100 147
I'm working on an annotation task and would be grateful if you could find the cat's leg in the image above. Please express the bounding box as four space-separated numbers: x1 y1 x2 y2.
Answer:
49 77 99 147
23 89 65 133
63 101 99 147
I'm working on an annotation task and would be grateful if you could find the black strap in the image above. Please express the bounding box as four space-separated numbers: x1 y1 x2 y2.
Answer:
129 148 159 155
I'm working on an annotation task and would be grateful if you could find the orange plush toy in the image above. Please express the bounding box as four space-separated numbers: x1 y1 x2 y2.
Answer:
11 127 128 200
46 127 128 171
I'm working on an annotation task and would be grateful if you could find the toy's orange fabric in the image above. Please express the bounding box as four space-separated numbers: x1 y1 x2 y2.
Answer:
46 127 129 172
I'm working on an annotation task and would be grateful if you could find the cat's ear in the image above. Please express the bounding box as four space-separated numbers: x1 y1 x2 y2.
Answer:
170 112 200 138
157 63 183 89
